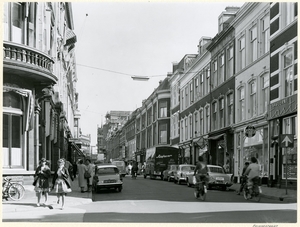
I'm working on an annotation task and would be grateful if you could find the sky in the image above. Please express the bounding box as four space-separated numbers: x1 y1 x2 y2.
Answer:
72 1 245 145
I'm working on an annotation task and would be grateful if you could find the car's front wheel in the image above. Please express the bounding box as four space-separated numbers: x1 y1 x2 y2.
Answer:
116 187 122 192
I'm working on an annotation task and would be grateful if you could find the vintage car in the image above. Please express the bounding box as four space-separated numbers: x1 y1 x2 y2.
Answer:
186 164 232 190
162 164 178 181
173 164 196 185
92 164 123 193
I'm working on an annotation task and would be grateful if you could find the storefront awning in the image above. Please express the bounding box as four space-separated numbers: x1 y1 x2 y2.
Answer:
71 143 85 157
208 133 225 140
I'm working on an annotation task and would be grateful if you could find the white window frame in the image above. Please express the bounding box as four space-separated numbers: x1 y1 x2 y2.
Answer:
227 45 234 78
239 35 246 70
212 101 217 131
199 109 204 135
250 25 258 62
249 79 257 117
219 98 224 128
219 54 225 84
227 93 234 126
281 46 295 97
261 14 270 55
260 73 269 114
238 86 245 121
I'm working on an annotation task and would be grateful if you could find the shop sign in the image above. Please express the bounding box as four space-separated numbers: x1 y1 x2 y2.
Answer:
268 94 297 120
245 125 256 137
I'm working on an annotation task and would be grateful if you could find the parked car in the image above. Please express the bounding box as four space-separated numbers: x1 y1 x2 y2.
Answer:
174 164 196 185
92 164 123 193
162 164 178 181
186 164 232 190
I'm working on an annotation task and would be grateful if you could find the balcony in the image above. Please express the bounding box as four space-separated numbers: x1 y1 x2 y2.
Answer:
3 41 57 84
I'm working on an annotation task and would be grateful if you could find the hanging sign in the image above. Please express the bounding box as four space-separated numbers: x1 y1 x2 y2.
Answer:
279 134 294 148
245 125 256 137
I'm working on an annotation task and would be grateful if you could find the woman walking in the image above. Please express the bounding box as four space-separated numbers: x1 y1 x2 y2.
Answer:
77 159 87 192
33 158 51 207
52 159 72 210
85 158 94 192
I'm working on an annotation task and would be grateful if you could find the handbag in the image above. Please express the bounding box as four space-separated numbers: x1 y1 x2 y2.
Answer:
84 171 91 179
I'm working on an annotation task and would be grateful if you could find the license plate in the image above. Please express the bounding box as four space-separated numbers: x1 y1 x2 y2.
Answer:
104 180 116 183
216 177 224 181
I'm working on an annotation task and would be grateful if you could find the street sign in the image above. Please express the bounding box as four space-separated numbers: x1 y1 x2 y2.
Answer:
279 134 294 148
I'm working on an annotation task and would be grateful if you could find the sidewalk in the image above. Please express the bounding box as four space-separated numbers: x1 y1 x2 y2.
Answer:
2 177 93 222
228 183 297 203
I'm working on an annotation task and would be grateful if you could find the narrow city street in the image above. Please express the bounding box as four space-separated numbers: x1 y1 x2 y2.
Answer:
74 176 297 223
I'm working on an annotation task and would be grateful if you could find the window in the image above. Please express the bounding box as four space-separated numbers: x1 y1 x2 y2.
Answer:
180 120 184 142
195 76 199 100
212 102 217 131
239 36 246 70
227 93 234 125
205 106 210 134
283 48 295 96
194 112 198 136
238 87 245 121
185 118 188 140
206 66 210 94
3 92 23 168
189 115 193 138
159 124 167 144
153 104 157 121
219 54 225 84
283 2 297 27
159 101 167 118
190 82 194 104
249 80 257 117
181 90 184 111
200 73 204 97
199 110 204 135
250 26 257 62
12 2 23 43
185 87 189 108
219 98 224 128
261 74 269 114
212 60 218 88
261 15 270 54
227 46 234 78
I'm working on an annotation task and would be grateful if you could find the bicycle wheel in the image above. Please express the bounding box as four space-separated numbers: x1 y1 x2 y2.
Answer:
199 185 206 201
243 188 249 200
8 183 25 201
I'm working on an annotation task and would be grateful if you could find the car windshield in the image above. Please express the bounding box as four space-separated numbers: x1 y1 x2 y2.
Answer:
171 166 178 170
181 166 195 171
209 167 224 173
97 167 119 175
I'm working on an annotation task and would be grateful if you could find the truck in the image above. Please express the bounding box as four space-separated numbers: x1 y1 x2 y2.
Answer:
144 146 179 180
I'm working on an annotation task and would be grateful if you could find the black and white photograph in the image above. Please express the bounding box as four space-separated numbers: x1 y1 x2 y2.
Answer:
2 0 298 225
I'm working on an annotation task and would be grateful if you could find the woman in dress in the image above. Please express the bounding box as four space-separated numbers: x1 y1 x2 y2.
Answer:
77 159 87 192
33 158 51 207
52 159 72 209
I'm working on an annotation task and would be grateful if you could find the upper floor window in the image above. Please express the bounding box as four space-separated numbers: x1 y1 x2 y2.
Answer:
219 98 224 128
212 102 217 131
199 109 204 135
283 2 297 27
181 90 184 111
153 104 157 121
249 80 257 117
190 82 194 104
227 93 234 125
11 3 23 43
219 54 225 84
159 101 167 118
238 86 245 121
205 105 210 134
189 115 193 138
261 15 270 55
212 60 218 88
194 112 198 137
239 36 246 70
159 123 167 144
250 26 258 62
260 73 269 114
205 66 211 95
195 76 199 100
227 46 234 78
200 73 204 97
185 118 188 140
283 48 295 97
185 87 189 108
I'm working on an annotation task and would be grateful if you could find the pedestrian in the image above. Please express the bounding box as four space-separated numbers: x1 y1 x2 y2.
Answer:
77 159 87 192
63 158 74 181
52 159 72 210
132 161 138 178
33 158 51 207
237 162 250 195
72 160 78 179
85 158 94 192
127 163 132 175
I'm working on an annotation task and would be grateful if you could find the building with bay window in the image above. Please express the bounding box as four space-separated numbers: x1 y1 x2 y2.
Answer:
3 2 82 182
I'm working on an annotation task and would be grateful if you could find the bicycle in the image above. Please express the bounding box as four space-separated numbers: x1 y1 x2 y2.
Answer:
243 176 261 202
193 175 207 201
2 177 25 201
